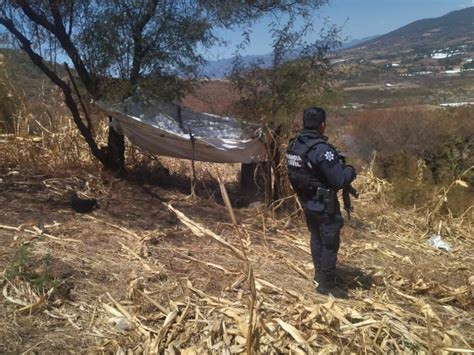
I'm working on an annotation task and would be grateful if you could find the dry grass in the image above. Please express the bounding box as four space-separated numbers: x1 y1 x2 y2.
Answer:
0 155 472 353
0 84 472 353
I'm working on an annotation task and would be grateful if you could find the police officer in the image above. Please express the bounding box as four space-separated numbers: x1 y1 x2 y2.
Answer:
285 107 356 298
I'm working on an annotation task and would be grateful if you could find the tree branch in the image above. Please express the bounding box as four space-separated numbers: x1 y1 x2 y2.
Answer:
130 0 159 85
0 15 107 165
16 0 56 33
16 1 96 96
47 0 97 96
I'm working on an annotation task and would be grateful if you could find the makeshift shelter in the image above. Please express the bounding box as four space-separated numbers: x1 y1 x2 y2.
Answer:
95 90 267 164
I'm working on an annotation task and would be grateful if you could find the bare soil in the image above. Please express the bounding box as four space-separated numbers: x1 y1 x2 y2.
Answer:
0 166 472 353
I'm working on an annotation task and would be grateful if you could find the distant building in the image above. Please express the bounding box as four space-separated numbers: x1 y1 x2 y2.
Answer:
440 102 474 107
432 53 449 59
443 68 461 74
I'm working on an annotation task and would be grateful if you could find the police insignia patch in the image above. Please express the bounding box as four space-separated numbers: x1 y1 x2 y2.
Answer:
286 153 303 168
324 151 335 162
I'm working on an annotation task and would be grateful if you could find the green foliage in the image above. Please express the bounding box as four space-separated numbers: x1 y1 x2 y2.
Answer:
230 19 341 130
4 245 32 280
2 1 333 101
463 61 474 70
77 1 215 98
5 245 58 291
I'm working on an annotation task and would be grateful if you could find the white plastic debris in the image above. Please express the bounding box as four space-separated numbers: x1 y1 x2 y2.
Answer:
427 234 451 251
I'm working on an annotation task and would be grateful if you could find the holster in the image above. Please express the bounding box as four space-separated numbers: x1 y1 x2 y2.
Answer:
316 187 336 215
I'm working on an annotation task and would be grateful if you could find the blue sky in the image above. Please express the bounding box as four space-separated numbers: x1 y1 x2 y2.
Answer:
206 0 474 60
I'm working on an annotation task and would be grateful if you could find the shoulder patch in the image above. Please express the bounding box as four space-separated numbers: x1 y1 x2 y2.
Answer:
316 147 337 167
324 150 335 162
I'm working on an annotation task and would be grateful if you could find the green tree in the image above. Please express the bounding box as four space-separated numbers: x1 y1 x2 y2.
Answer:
230 16 341 201
0 0 329 170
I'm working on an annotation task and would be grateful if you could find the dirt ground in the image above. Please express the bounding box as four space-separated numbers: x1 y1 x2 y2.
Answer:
0 165 472 353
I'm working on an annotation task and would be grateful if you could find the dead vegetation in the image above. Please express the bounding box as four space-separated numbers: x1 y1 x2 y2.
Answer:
0 81 473 353
0 146 472 353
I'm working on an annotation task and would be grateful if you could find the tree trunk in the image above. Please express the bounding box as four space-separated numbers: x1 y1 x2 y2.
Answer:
104 117 125 172
264 161 273 207
0 16 112 169
240 163 259 195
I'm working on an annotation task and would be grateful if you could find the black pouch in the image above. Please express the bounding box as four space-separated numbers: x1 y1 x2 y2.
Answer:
306 199 325 213
325 190 336 215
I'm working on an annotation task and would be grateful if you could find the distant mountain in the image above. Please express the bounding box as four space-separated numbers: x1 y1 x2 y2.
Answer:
340 35 380 50
348 6 474 52
200 36 379 78
200 51 300 79
0 48 55 99
200 54 270 79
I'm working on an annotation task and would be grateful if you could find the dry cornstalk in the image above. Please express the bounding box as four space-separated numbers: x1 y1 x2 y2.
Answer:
216 168 237 225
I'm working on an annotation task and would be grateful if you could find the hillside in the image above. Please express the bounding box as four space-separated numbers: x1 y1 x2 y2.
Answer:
200 36 380 79
331 7 474 109
0 48 56 99
0 160 472 353
349 6 474 53
0 10 473 352
201 7 474 78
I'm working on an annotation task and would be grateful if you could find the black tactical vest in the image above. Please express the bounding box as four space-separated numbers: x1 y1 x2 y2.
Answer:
285 132 327 203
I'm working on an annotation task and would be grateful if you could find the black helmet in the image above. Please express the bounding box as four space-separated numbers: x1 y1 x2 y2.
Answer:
303 107 326 130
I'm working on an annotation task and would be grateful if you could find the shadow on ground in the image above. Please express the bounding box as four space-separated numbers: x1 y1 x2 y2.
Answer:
338 263 374 290
123 164 262 208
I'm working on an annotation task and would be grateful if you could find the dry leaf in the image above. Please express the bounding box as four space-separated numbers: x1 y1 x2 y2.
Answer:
276 318 307 344
455 180 469 188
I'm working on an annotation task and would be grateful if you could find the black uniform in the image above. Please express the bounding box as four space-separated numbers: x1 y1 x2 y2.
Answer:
286 129 356 288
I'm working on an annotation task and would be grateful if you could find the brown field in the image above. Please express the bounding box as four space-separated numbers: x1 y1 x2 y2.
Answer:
183 80 238 116
0 150 472 352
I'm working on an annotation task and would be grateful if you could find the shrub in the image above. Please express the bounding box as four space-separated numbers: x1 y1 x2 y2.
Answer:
348 107 474 209
0 66 20 133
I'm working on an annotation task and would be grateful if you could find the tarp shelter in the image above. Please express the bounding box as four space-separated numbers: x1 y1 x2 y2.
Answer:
95 91 267 164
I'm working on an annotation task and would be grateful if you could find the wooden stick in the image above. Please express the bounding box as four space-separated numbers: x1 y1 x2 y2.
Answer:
164 203 245 261
137 290 169 315
0 224 20 231
190 132 197 197
216 168 237 225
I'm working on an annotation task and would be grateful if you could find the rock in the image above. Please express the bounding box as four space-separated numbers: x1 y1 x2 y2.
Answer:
108 317 133 331
248 201 264 209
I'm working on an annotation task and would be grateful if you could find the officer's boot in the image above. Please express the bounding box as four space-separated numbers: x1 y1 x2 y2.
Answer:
316 276 348 299
314 272 343 287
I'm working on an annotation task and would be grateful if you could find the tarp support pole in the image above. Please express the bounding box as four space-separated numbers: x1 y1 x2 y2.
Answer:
190 132 197 197
177 106 185 132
